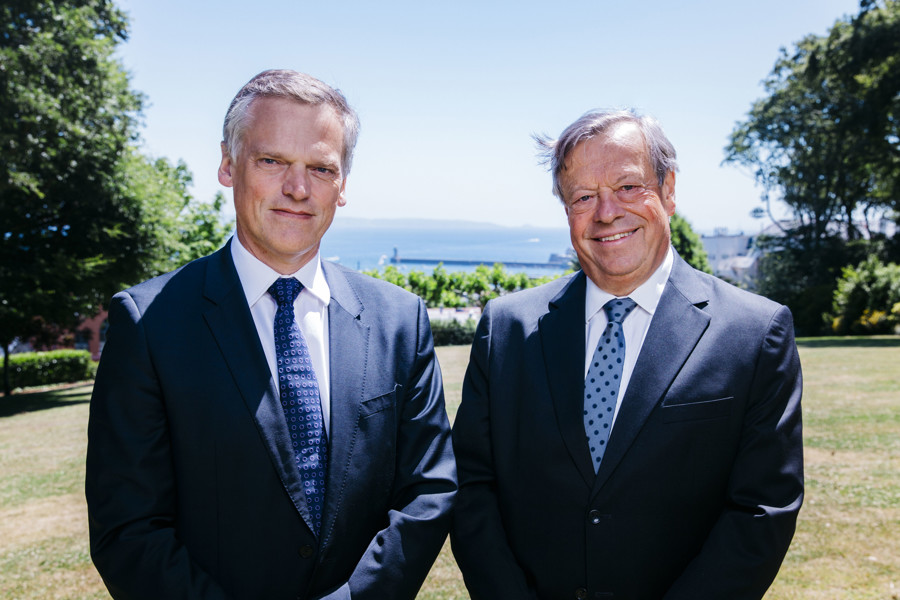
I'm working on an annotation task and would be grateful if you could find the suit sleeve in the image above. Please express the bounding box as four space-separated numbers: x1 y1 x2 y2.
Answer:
450 304 541 600
85 292 230 600
664 305 804 599
335 297 457 600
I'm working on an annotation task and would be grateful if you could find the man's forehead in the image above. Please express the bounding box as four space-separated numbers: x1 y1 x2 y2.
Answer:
247 96 339 123
563 127 649 172
569 122 644 157
243 100 343 146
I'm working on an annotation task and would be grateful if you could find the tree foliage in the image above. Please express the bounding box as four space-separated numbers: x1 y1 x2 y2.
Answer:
724 0 900 333
122 154 233 273
829 255 900 334
364 264 559 309
1 0 231 393
725 0 900 242
754 234 855 335
670 213 712 274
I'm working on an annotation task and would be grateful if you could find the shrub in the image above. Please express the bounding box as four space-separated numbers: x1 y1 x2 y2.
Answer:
365 264 563 309
6 350 96 390
830 256 900 335
430 318 477 347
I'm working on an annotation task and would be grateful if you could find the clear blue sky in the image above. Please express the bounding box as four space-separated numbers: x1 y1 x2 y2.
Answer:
116 0 862 234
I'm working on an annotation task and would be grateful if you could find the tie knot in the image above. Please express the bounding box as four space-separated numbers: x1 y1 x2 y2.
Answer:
268 278 302 307
603 297 636 324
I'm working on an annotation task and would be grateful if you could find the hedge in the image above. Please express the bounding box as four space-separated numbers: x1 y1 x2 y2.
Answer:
430 318 478 347
5 350 96 390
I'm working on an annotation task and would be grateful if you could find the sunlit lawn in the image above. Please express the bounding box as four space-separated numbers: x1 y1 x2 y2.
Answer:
1 338 898 599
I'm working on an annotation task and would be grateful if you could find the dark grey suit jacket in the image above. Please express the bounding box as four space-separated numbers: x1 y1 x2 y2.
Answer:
451 252 803 599
86 241 456 600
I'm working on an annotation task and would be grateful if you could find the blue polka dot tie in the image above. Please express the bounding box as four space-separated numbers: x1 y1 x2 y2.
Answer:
269 278 327 536
584 297 637 473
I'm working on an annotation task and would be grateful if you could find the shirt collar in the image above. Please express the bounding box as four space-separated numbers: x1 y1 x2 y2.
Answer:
230 235 331 308
585 246 673 323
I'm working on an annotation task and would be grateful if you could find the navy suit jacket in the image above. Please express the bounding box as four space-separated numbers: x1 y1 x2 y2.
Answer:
86 241 456 600
451 252 803 599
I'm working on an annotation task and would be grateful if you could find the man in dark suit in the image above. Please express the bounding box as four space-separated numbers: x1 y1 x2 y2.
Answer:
86 69 456 600
451 110 803 599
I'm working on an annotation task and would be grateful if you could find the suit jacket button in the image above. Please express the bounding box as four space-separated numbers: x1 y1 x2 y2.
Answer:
575 588 588 599
588 510 603 524
298 545 315 559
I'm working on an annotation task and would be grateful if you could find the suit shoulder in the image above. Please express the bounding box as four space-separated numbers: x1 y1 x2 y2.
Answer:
486 272 579 317
702 269 781 309
323 261 423 307
497 272 574 302
116 252 219 309
683 267 791 330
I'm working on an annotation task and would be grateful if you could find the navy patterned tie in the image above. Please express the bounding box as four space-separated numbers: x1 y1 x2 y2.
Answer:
269 278 327 535
584 297 637 472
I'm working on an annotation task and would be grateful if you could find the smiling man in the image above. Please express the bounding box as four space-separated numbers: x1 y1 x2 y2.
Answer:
86 70 456 600
451 110 803 599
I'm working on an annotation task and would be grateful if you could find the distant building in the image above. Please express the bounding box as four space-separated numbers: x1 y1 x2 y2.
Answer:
701 228 759 289
75 311 108 361
700 216 898 291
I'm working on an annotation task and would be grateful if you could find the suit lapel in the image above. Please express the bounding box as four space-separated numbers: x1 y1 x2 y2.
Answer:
540 272 595 488
591 255 711 496
319 262 369 545
201 242 318 533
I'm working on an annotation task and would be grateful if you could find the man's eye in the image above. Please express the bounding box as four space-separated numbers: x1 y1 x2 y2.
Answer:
259 158 279 166
616 184 644 198
312 166 339 179
567 194 595 213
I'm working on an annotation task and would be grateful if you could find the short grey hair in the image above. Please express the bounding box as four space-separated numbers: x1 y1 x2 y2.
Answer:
535 109 678 201
223 69 361 176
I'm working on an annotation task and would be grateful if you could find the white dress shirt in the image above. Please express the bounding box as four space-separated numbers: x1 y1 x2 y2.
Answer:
230 237 332 432
583 247 674 428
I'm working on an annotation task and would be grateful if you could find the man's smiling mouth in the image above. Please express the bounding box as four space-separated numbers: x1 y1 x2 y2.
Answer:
598 230 635 242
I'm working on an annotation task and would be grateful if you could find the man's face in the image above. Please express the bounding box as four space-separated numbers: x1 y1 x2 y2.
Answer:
559 121 676 296
218 97 347 274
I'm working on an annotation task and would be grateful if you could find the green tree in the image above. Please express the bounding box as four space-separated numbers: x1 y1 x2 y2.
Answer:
670 213 712 274
723 0 900 333
1 0 230 394
725 1 900 241
123 153 232 272
462 266 496 308
753 234 852 335
364 263 559 309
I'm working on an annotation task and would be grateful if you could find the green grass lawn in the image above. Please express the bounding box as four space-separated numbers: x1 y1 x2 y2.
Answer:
1 338 898 599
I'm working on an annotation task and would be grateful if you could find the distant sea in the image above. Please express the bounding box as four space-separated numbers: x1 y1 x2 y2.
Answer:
320 218 573 277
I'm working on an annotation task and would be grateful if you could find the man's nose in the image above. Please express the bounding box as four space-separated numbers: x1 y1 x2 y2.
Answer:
282 164 311 200
593 190 625 222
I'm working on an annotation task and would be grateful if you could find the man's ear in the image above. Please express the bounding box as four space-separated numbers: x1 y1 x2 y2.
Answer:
217 142 234 188
337 176 348 207
662 171 676 216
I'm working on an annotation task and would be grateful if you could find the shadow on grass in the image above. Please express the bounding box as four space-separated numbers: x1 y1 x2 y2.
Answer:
796 335 900 348
0 381 93 418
